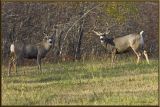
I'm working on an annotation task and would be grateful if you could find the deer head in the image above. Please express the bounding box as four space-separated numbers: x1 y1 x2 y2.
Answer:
92 29 110 43
43 32 53 47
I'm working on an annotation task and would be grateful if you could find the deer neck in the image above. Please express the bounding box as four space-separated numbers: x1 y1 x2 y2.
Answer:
106 38 115 46
101 37 114 47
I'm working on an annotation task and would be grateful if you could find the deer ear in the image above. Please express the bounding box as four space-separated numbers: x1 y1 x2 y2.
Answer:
43 32 48 37
105 30 110 35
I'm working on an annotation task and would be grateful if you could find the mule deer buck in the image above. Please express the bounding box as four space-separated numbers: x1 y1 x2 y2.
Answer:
8 33 54 76
92 29 150 64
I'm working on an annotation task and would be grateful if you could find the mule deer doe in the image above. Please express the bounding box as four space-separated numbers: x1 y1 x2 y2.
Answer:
8 33 54 76
92 29 149 64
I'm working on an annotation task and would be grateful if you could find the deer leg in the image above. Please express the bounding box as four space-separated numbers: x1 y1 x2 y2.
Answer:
37 56 42 72
37 58 39 70
143 50 150 64
111 49 116 66
8 60 12 76
14 55 17 73
131 47 141 64
137 52 142 64
13 60 17 74
39 60 42 72
111 53 116 64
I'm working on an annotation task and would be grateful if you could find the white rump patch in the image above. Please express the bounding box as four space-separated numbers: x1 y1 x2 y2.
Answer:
10 44 15 53
140 36 144 45
140 31 144 45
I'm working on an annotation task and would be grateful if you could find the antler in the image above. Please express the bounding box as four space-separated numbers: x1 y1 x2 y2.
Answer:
105 29 110 35
92 30 103 36
105 22 110 35
92 25 104 36
92 22 110 36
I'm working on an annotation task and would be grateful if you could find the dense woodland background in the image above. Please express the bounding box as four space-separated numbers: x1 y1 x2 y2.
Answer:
1 1 159 65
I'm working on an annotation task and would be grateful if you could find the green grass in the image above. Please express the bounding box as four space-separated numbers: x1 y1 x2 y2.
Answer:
2 58 158 105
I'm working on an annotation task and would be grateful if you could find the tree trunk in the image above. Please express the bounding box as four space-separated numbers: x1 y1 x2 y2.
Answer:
75 18 84 60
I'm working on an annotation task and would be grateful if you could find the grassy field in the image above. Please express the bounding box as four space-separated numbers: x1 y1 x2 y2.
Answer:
2 57 158 105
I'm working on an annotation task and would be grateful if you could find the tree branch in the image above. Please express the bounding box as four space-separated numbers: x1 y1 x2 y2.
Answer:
60 3 103 55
